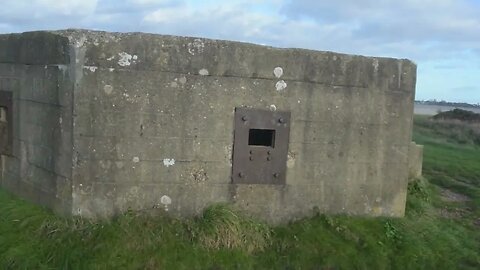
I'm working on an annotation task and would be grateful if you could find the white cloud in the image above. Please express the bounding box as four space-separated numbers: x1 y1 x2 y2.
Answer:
0 0 97 18
144 6 185 23
0 0 98 32
128 0 171 5
0 0 478 102
35 0 98 15
142 3 281 43
281 0 480 58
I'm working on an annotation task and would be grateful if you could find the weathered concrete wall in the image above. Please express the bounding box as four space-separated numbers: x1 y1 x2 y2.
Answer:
0 30 417 223
0 32 73 214
60 30 416 222
408 142 423 180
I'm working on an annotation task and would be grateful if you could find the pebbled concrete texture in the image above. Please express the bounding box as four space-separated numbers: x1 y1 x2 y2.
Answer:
0 29 420 223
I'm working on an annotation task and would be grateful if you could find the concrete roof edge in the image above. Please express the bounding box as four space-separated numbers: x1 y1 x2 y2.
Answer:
1 28 414 63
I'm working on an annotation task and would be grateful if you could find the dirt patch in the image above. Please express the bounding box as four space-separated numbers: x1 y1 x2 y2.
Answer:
438 187 470 202
439 207 471 219
474 218 480 228
437 188 477 222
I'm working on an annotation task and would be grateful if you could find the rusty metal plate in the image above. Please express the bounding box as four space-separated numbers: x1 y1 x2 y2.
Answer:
0 90 13 155
232 107 291 185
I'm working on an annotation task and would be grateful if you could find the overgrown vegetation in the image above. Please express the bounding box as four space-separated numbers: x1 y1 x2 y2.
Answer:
432 108 480 122
416 112 480 145
1 114 479 269
187 203 272 253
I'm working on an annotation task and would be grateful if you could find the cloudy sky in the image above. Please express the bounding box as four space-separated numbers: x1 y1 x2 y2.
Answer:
1 0 479 103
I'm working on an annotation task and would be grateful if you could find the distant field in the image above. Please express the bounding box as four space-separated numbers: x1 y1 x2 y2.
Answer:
414 104 480 115
1 115 479 269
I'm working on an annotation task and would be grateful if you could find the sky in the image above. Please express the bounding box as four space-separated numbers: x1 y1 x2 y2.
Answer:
0 0 479 103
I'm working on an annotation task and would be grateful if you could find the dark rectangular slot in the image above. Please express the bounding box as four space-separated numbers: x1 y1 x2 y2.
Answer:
0 91 13 156
0 107 9 155
248 129 275 147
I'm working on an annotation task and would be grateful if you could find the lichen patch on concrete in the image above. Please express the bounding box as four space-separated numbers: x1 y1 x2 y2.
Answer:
117 52 137 66
199 68 209 76
163 158 175 167
83 65 98 72
103 85 114 95
187 38 205 55
275 80 287 91
273 67 283 78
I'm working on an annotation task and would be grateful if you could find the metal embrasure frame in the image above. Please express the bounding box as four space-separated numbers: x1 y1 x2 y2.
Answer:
232 107 291 185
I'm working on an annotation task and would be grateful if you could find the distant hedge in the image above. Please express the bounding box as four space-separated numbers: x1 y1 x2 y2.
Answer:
432 109 480 122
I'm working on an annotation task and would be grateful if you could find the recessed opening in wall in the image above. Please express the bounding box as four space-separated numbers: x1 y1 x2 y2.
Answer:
0 107 6 122
0 90 12 156
0 106 8 155
248 129 275 147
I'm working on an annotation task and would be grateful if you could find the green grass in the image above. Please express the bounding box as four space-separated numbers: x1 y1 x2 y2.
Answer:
413 115 480 211
1 115 479 269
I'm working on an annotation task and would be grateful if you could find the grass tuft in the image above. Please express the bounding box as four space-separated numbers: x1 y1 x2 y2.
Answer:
188 204 272 253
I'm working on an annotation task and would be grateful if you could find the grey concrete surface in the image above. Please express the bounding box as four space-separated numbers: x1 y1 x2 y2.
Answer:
408 142 423 180
0 29 419 223
0 31 73 214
